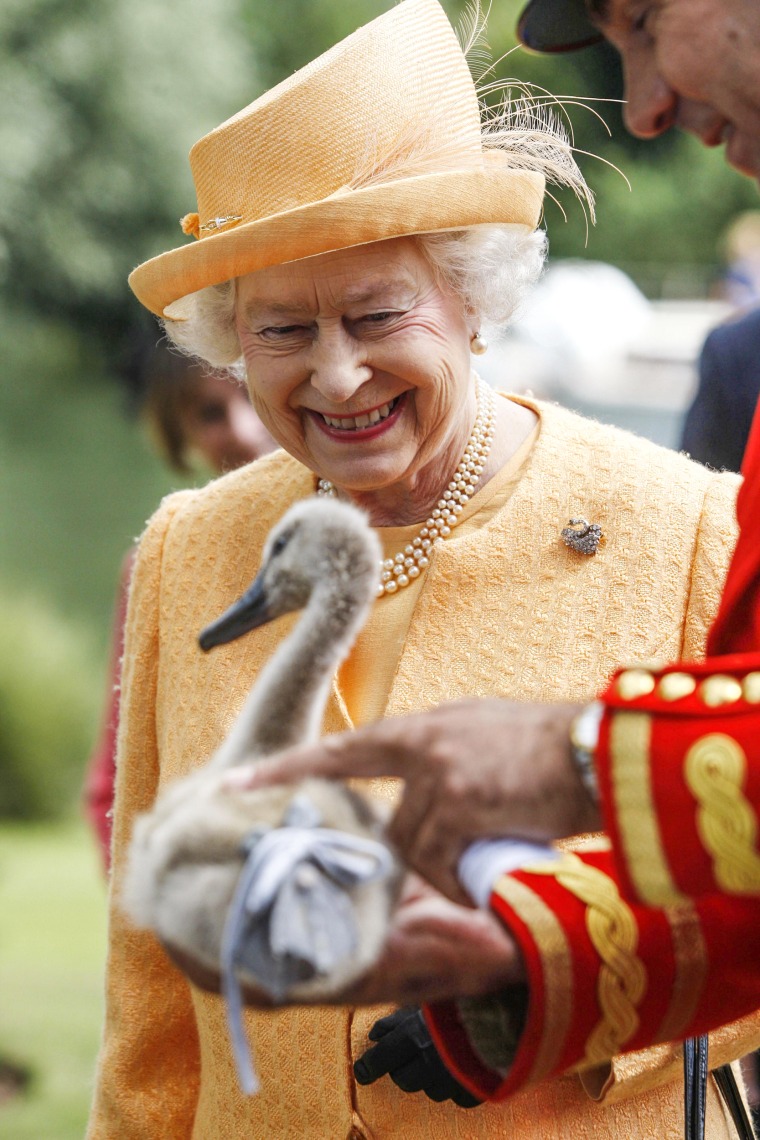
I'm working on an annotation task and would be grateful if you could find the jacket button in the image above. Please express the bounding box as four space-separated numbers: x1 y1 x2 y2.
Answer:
658 672 697 701
743 672 760 703
699 675 743 707
616 669 655 700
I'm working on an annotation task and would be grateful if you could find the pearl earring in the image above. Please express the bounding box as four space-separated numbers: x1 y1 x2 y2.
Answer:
470 331 488 356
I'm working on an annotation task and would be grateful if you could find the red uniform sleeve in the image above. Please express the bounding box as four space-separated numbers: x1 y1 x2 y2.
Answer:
425 841 760 1100
596 656 760 905
596 403 760 906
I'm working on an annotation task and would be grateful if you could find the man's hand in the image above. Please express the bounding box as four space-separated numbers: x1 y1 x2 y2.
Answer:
224 699 602 901
165 874 525 1006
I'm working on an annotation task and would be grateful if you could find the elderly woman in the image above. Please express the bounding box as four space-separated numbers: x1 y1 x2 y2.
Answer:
88 1 757 1137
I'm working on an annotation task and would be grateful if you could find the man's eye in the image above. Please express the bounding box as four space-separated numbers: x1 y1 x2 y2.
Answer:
632 7 651 33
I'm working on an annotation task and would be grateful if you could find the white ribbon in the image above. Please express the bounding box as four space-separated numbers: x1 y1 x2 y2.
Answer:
222 815 394 1095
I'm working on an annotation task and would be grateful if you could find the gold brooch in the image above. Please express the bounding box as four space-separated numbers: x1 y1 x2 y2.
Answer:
561 517 603 556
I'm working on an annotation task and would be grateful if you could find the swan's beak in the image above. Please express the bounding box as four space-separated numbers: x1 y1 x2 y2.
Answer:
198 576 271 651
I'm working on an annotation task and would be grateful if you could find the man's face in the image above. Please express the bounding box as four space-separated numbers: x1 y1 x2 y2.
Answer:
589 0 760 180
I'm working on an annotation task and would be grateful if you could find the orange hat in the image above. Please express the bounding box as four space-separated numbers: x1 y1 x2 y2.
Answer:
129 0 546 319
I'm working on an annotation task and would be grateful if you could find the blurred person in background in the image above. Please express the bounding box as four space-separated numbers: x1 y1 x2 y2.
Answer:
682 213 760 472
139 338 276 477
720 212 760 310
682 305 760 472
83 336 275 872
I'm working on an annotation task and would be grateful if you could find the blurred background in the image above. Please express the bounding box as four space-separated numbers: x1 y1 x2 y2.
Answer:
1 0 757 1134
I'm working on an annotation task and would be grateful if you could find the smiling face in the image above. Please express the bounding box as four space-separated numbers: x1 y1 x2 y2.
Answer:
590 0 760 180
234 237 477 523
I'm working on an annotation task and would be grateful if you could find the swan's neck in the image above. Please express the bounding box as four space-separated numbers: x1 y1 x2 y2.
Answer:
210 582 370 768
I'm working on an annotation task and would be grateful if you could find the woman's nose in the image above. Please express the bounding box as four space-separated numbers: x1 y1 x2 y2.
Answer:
308 326 372 403
622 55 678 139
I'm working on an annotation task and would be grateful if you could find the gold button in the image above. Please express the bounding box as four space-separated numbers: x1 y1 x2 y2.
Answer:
743 673 760 704
658 672 697 702
699 675 743 708
616 669 656 700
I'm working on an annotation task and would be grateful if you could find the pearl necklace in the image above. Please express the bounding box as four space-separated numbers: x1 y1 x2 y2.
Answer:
317 377 496 598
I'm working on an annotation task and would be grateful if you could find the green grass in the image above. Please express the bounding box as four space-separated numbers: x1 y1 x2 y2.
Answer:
0 821 107 1139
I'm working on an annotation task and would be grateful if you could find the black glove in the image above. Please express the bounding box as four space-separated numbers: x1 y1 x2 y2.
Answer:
353 1006 482 1108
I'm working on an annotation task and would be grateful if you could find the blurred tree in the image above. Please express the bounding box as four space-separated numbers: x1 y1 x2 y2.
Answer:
0 0 258 347
239 0 383 88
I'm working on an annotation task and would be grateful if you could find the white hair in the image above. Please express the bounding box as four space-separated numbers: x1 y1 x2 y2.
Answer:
162 224 547 369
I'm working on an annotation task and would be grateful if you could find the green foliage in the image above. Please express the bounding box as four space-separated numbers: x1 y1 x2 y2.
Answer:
568 137 759 296
0 306 184 638
0 589 99 819
239 0 383 88
0 0 258 343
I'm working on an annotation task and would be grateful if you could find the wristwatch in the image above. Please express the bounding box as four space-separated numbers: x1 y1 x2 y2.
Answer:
568 700 603 803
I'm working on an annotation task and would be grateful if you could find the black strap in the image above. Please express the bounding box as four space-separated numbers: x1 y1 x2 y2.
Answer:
685 1035 755 1140
685 1036 708 1140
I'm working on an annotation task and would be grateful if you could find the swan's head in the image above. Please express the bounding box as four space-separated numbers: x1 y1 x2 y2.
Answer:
199 498 381 651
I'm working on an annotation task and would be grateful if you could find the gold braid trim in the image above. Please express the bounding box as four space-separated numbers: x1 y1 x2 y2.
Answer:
655 902 708 1044
609 712 687 906
684 732 760 894
492 874 573 1084
526 852 646 1065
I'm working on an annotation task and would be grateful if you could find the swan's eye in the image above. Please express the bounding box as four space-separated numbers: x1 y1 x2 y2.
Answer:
271 534 289 557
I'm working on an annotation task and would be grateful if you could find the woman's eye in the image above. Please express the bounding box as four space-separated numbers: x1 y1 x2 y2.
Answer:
196 402 226 425
360 311 397 325
259 325 306 340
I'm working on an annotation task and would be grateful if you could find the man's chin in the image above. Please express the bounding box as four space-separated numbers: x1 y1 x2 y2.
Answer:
726 130 760 182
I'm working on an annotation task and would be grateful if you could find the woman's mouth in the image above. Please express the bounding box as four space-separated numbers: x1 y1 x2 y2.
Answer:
310 394 406 440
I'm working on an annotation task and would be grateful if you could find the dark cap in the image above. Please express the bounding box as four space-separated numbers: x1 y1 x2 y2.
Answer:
517 0 603 54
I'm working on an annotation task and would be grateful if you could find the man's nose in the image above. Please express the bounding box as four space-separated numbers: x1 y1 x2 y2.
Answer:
622 56 678 139
308 325 372 403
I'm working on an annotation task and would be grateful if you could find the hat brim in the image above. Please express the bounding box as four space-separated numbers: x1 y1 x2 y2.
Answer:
129 167 545 319
517 0 603 54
